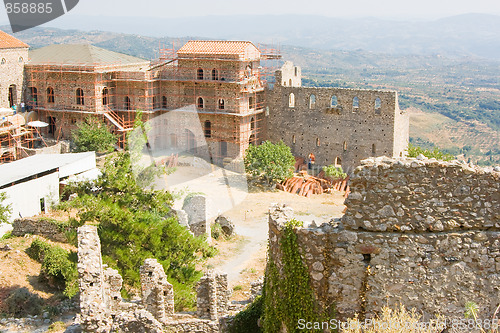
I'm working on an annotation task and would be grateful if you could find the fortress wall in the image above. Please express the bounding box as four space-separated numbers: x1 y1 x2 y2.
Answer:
268 157 500 321
266 68 409 173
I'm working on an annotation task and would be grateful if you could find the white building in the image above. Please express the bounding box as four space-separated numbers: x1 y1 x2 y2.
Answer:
0 152 99 223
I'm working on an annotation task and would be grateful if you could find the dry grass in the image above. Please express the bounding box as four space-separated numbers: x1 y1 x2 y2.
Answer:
342 305 445 333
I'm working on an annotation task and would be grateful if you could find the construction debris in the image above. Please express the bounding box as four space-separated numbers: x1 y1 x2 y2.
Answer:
278 172 350 198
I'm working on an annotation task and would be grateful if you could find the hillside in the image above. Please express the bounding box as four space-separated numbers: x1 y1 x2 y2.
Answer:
14 13 500 60
5 26 499 165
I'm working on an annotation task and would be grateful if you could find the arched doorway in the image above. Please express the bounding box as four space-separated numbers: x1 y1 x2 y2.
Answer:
8 85 16 107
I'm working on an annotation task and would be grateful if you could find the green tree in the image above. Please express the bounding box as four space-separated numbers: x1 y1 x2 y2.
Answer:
72 116 116 153
61 150 215 309
244 141 295 184
0 192 11 224
406 143 454 161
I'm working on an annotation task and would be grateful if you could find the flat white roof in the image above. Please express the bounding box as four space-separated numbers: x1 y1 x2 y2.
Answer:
0 152 96 188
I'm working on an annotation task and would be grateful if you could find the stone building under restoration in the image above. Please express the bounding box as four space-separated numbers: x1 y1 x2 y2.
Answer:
0 30 409 171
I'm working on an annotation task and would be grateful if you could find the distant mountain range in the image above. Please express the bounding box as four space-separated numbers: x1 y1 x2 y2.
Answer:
5 13 500 60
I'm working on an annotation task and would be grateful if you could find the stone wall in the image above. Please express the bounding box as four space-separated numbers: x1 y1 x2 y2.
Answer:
183 194 211 239
0 46 28 109
12 218 68 242
77 225 226 333
197 270 230 320
265 64 409 173
268 157 500 322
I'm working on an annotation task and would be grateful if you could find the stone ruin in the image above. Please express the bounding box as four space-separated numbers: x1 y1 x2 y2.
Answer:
268 156 500 322
77 225 228 332
182 194 211 240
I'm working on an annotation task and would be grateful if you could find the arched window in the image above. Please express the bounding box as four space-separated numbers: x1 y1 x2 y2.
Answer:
212 69 219 80
47 87 54 103
316 138 320 147
309 94 316 109
352 96 359 111
197 68 204 80
343 141 347 151
249 96 255 109
124 96 131 110
102 87 108 106
331 95 338 107
335 157 342 166
18 57 23 63
218 99 225 110
375 97 381 114
204 120 211 138
197 97 204 109
289 79 292 86
250 117 255 131
294 67 298 76
162 96 167 109
1 58 6 65
76 88 84 105
289 93 295 107
249 134 255 145
372 144 376 156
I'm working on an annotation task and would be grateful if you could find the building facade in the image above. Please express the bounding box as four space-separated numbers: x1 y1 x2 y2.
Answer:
0 30 409 171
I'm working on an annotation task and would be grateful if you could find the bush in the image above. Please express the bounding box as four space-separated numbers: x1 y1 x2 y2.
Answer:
40 246 78 298
5 287 44 317
244 141 295 184
406 143 454 161
27 239 78 298
322 165 347 179
72 116 116 153
0 192 11 224
26 238 52 261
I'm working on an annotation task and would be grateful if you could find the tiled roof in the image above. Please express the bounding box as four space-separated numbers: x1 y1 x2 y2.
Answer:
28 44 148 66
177 40 260 57
0 30 29 49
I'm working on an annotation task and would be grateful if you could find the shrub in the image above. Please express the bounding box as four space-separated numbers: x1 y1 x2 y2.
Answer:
40 246 78 298
244 141 295 184
0 192 11 224
27 239 78 298
5 287 44 317
72 116 116 153
26 238 52 261
406 143 454 161
322 165 347 179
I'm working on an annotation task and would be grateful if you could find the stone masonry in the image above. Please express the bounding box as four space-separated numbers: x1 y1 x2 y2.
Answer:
183 194 211 239
140 258 174 324
197 270 230 321
265 63 409 173
268 156 500 322
77 225 225 333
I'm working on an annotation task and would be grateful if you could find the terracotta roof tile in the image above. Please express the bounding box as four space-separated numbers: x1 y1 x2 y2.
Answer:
177 40 260 57
0 30 28 49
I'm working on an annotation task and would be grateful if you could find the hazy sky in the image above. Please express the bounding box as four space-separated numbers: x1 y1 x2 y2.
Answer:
0 0 499 22
65 0 500 19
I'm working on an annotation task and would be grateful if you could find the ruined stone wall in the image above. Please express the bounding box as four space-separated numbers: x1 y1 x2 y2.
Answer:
279 61 302 87
77 225 226 333
268 157 500 321
12 217 68 242
0 47 28 108
197 271 230 320
265 66 409 173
